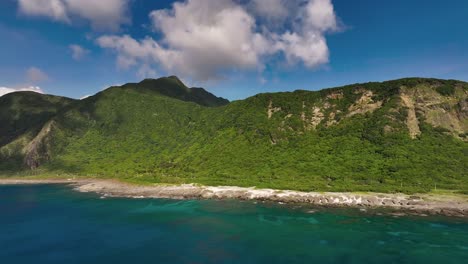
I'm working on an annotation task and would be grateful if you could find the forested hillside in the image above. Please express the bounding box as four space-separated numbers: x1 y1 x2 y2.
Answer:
1 77 467 193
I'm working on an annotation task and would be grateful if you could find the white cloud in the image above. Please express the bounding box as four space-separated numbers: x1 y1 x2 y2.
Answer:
17 0 69 22
274 32 329 67
26 67 49 83
69 44 90 60
0 86 44 97
64 0 130 31
250 0 288 20
17 0 130 31
137 64 157 79
97 0 341 81
302 0 338 32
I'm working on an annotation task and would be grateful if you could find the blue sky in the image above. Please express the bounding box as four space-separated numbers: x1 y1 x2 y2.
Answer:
0 0 467 100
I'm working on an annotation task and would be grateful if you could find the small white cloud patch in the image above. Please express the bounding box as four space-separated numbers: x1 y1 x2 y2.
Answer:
69 44 90 60
26 67 49 83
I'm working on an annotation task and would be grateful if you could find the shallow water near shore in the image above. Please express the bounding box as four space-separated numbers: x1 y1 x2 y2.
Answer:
1 184 467 264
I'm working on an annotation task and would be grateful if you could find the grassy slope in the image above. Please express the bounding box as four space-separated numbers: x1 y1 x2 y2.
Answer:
1 78 467 193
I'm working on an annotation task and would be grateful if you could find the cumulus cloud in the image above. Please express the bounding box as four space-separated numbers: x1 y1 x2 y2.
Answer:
17 0 68 22
26 67 49 83
250 0 289 20
69 44 90 60
97 0 341 80
0 86 44 97
302 0 338 32
17 0 130 31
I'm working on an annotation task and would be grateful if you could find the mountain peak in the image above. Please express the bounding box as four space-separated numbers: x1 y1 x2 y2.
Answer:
167 75 183 81
134 76 229 107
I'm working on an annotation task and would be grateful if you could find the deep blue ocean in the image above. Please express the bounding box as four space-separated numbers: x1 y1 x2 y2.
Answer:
0 184 467 264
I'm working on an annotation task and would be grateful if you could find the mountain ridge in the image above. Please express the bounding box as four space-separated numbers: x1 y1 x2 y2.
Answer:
106 76 230 107
1 76 467 194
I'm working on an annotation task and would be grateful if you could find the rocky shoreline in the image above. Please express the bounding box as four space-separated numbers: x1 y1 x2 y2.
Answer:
1 178 467 217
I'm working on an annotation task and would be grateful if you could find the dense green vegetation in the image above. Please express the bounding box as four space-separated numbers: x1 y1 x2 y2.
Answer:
436 84 456 96
0 92 75 146
1 77 467 194
116 76 229 107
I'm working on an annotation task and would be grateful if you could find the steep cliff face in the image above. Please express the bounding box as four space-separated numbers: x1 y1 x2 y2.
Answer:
263 79 467 141
23 121 56 169
399 84 467 139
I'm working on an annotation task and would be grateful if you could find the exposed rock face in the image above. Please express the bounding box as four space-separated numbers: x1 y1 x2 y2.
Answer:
310 106 325 129
267 100 281 119
348 90 383 117
264 82 467 141
326 91 344 100
299 102 327 130
301 101 307 122
400 91 422 139
23 121 56 169
457 99 468 120
400 85 468 139
327 111 338 127
299 89 385 130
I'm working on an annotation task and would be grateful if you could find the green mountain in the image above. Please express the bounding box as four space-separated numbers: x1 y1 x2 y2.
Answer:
114 76 229 107
1 77 467 193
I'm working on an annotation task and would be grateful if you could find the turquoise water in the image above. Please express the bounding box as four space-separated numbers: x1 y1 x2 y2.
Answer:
0 185 467 263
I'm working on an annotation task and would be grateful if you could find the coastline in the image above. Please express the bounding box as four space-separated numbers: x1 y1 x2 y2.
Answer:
1 178 467 217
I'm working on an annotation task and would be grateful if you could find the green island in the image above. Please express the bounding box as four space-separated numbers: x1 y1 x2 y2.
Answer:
1 76 467 194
